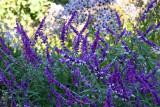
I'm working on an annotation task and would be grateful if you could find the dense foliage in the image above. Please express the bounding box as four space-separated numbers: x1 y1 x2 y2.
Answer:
0 0 160 106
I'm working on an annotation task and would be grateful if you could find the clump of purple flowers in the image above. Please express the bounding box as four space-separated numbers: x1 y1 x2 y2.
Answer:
0 0 160 106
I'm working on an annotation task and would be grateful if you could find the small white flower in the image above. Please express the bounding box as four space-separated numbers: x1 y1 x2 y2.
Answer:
153 3 157 6
157 51 160 54
114 95 118 99
66 59 70 61
95 73 97 75
99 58 103 60
112 83 114 86
75 60 78 63
157 69 160 73
61 53 65 57
101 72 104 74
149 8 153 11
156 28 160 30
121 45 125 47
131 94 135 98
105 51 109 53
137 36 141 38
94 67 97 70
124 52 129 54
78 63 81 65
100 77 103 79
121 98 127 101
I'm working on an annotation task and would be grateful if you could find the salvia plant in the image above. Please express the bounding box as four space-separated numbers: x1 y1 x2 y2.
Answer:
0 0 160 107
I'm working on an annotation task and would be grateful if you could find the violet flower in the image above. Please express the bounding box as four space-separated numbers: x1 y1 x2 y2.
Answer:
103 88 114 107
48 93 52 100
70 24 81 37
152 22 160 33
46 71 78 104
72 67 93 88
82 95 90 103
31 16 47 46
59 21 68 46
0 36 11 55
50 85 68 105
90 27 101 54
11 95 17 107
23 99 30 107
80 12 92 34
121 40 132 53
116 28 126 40
0 47 4 54
150 90 160 105
46 46 54 67
80 31 90 60
145 69 157 79
65 10 77 33
115 12 122 29
103 25 116 35
72 74 80 87
140 0 157 20
136 28 157 47
144 23 154 36
55 47 86 66
15 20 42 68
98 43 108 63
135 96 141 107
20 79 28 96
70 25 81 55
45 66 54 78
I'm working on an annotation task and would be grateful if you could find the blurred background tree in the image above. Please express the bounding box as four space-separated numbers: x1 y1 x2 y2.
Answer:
0 0 70 38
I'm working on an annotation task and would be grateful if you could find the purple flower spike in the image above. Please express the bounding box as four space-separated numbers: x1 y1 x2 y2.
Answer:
15 20 42 68
80 11 92 34
50 85 68 104
70 24 81 37
115 12 122 29
103 88 114 107
140 0 157 20
66 10 77 28
23 100 30 107
11 95 17 107
136 28 143 36
32 16 47 46
60 21 68 46
48 93 52 100
153 22 160 33
90 28 101 54
0 36 11 55
83 95 90 103
136 28 157 47
116 28 126 39
135 96 141 107
121 40 131 53
81 31 90 59
46 46 54 67
146 69 157 79
103 25 116 35
144 24 154 36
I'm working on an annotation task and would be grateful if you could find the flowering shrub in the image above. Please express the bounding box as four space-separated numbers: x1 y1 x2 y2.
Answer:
0 0 160 106
45 0 119 37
